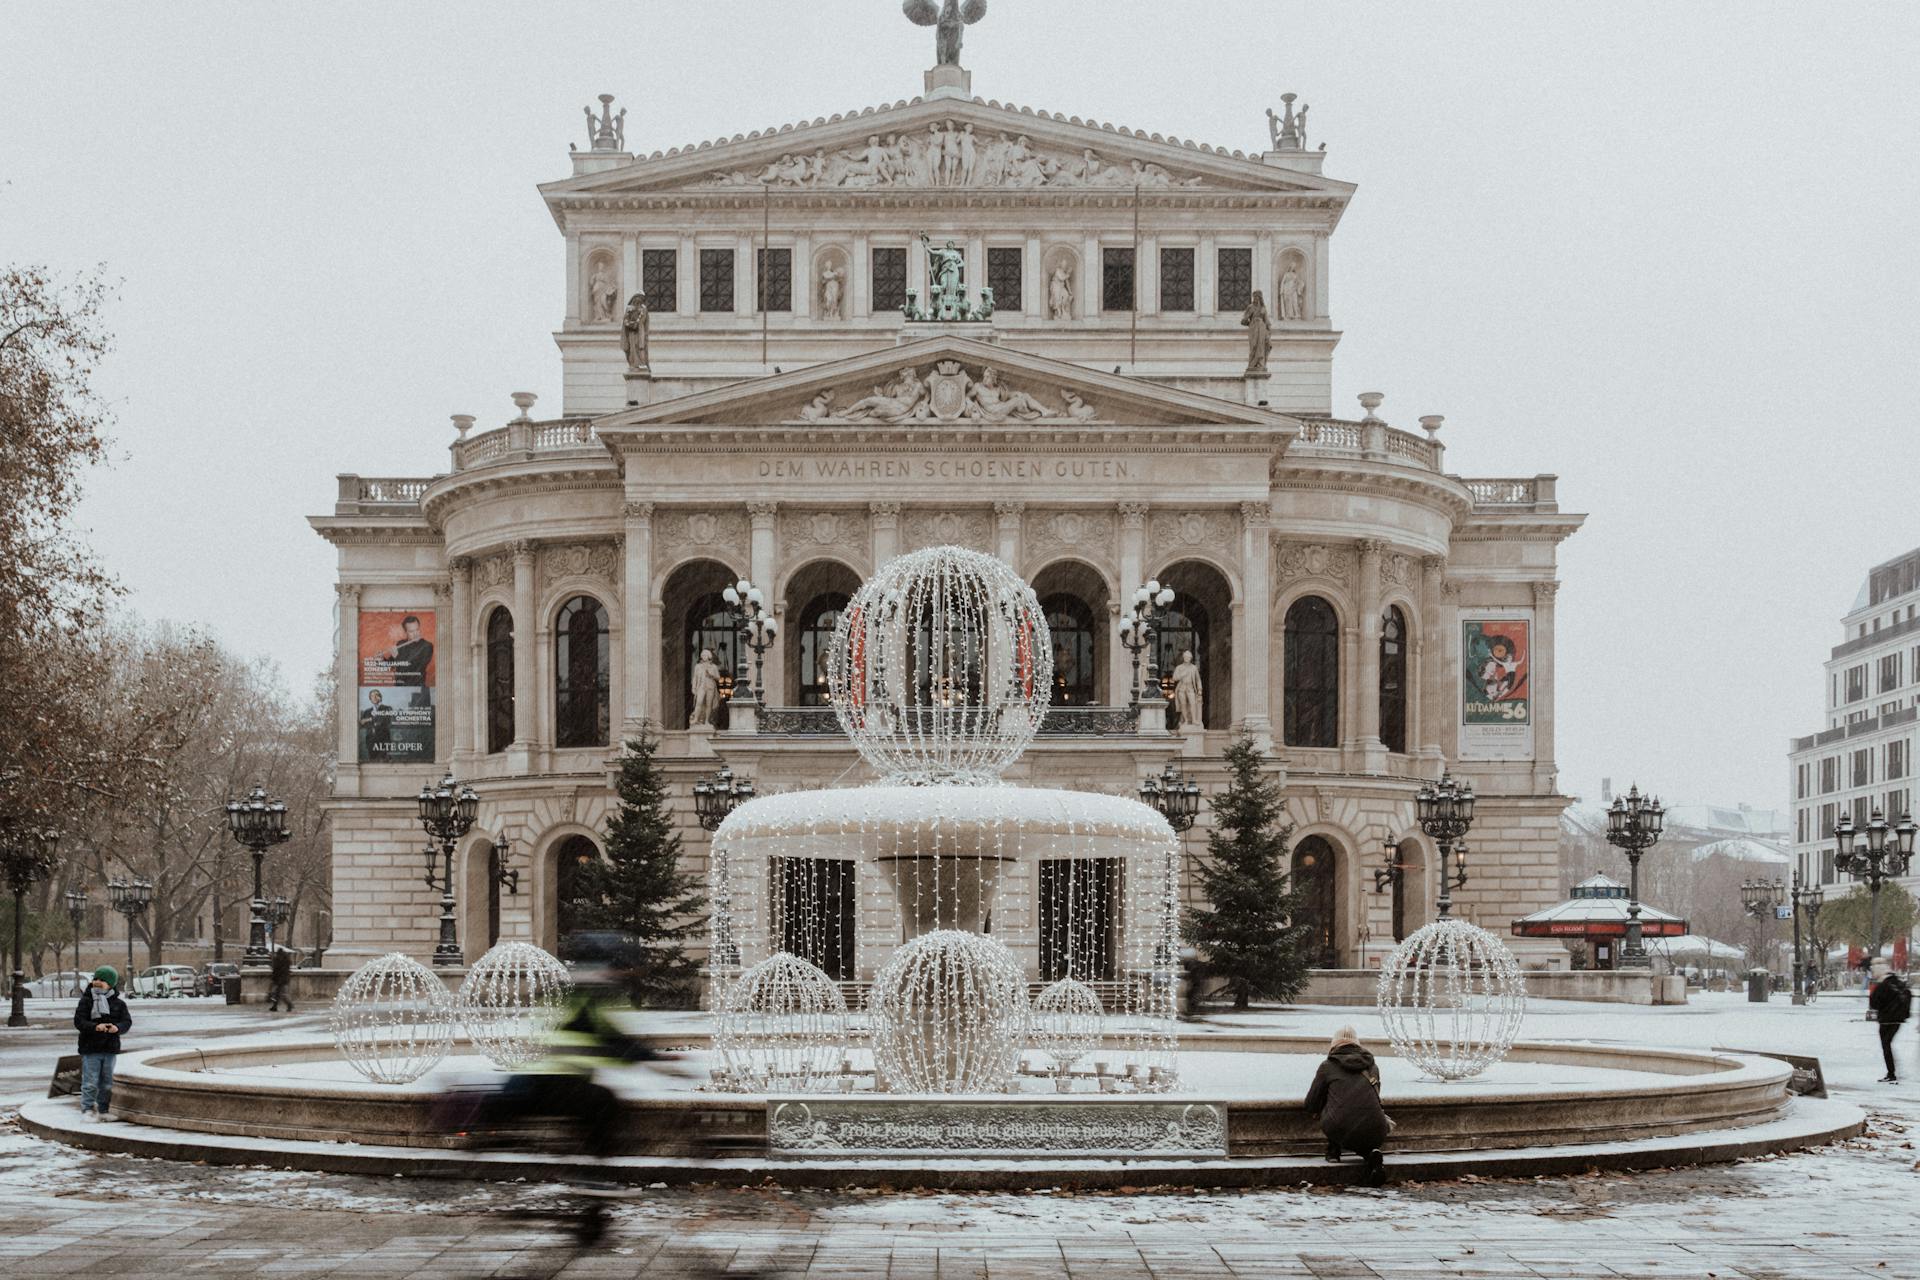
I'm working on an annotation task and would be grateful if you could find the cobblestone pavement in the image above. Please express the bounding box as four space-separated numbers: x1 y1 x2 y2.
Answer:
2 997 1917 1278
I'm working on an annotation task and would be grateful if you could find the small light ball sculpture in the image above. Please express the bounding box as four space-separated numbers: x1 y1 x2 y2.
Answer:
869 929 1029 1093
1376 916 1527 1081
715 952 851 1092
827 545 1052 785
454 941 574 1071
331 953 456 1085
1030 977 1104 1078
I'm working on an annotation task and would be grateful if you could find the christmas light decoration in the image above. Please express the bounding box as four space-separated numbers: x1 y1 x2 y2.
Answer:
868 929 1029 1093
1030 977 1104 1078
453 941 573 1070
714 952 851 1092
1376 917 1527 1081
330 953 455 1085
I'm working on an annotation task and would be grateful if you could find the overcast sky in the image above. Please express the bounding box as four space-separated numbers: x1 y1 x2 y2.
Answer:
4 2 1917 813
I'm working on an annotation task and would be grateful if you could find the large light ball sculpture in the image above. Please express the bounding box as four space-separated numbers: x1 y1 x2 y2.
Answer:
454 941 574 1070
1376 917 1527 1081
714 952 850 1092
1030 976 1104 1077
869 929 1029 1093
331 953 456 1084
827 544 1052 786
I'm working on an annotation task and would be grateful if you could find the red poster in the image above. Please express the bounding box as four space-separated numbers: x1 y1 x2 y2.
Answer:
356 610 437 763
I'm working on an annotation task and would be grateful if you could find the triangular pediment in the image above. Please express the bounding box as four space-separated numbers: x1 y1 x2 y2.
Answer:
594 335 1303 437
543 95 1352 203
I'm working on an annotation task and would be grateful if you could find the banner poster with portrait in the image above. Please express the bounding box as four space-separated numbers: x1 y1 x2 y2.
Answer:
1459 613 1534 760
358 610 437 763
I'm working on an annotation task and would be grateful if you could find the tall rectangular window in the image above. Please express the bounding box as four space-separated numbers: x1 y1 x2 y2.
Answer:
1893 739 1910 781
872 246 907 313
1159 246 1195 311
699 249 734 312
1882 652 1903 693
1820 801 1837 837
1102 247 1135 312
642 249 677 313
1796 763 1810 799
1821 757 1838 793
1217 247 1253 312
1853 748 1872 787
1847 664 1868 702
987 246 1022 311
756 247 792 311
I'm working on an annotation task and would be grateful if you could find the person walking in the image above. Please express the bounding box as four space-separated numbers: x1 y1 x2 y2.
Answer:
73 966 132 1122
1304 1025 1393 1186
1869 958 1911 1083
266 945 294 1012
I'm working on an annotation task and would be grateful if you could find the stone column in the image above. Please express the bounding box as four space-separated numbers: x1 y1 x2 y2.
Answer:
1419 556 1450 766
966 236 985 306
792 234 812 320
1024 235 1042 317
335 584 361 788
994 501 1024 567
748 502 780 704
621 503 654 735
1198 234 1217 318
1116 503 1149 702
1239 503 1274 745
852 234 871 317
1532 580 1559 793
907 242 927 311
621 237 639 314
1082 234 1100 318
433 574 454 766
736 235 756 315
510 540 537 759
677 235 698 317
448 558 474 767
1139 236 1159 316
871 501 901 565
1355 539 1386 771
565 237 582 325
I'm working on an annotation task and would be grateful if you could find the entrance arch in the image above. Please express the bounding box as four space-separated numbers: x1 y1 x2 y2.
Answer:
1293 834 1339 967
783 559 862 707
537 831 604 958
1153 559 1233 729
1030 559 1111 706
660 559 746 730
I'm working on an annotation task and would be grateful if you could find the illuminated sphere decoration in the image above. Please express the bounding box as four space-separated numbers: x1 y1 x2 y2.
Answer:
1030 976 1104 1075
1376 917 1527 1081
869 929 1029 1093
827 545 1053 785
330 953 456 1085
454 941 574 1070
714 952 851 1092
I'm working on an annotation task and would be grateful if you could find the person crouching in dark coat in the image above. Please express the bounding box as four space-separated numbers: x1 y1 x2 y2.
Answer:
1305 1025 1391 1185
72 966 133 1121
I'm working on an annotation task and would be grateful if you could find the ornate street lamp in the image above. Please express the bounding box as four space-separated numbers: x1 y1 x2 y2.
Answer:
694 765 755 832
721 578 778 705
266 896 291 942
417 770 480 966
491 830 522 896
1117 579 1176 706
1833 806 1917 963
1372 835 1405 896
1413 772 1475 918
1790 868 1825 1006
107 878 153 983
1138 761 1202 833
224 783 291 965
1604 783 1665 970
1740 878 1785 918
4 826 59 1028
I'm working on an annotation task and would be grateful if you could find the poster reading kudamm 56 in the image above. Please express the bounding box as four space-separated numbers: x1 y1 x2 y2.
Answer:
358 610 436 763
1459 614 1533 761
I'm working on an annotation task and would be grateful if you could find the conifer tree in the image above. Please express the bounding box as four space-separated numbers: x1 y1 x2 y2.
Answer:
1185 736 1313 1009
573 730 705 1006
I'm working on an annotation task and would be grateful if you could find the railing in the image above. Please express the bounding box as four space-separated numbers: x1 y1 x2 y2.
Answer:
334 475 436 515
452 417 600 471
751 705 1142 737
1290 417 1444 471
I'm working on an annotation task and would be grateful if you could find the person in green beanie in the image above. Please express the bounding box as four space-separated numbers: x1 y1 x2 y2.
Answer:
73 966 132 1121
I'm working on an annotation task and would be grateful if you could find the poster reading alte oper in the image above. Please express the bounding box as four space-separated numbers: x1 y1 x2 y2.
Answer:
358 610 436 763
1459 613 1533 761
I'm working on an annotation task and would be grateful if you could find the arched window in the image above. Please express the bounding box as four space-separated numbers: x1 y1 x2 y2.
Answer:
687 592 740 728
1292 835 1338 967
795 593 850 707
1380 605 1408 755
485 606 515 754
555 596 611 748
1042 593 1096 706
1284 595 1340 748
553 835 602 959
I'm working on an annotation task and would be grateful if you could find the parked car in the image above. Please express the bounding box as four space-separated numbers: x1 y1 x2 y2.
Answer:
199 962 241 996
26 970 89 999
129 964 198 998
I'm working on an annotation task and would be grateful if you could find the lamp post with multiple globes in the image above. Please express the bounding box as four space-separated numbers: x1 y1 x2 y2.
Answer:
722 579 777 706
4 826 59 1028
107 879 153 985
224 783 291 965
417 771 480 966
1411 773 1474 919
1790 869 1826 1005
1117 580 1176 707
1604 784 1665 970
1832 806 1917 963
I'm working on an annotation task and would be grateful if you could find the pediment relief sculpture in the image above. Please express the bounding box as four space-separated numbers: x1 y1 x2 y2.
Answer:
1148 510 1236 560
1026 508 1117 557
903 509 992 551
476 554 513 590
793 361 1106 425
705 121 1207 191
780 508 869 552
656 509 750 558
541 541 618 581
1274 541 1355 586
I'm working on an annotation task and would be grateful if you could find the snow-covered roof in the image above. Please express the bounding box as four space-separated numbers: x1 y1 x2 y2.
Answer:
1662 804 1789 840
1647 935 1744 961
1688 836 1792 867
1512 888 1688 937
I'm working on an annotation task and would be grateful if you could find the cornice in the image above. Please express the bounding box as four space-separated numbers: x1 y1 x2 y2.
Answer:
601 423 1292 455
1271 460 1474 523
420 465 622 527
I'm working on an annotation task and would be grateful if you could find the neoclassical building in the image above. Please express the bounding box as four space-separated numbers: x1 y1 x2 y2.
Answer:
314 57 1582 979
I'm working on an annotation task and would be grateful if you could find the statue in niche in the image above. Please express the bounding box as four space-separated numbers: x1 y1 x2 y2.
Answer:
1170 650 1204 730
1278 260 1307 322
1240 290 1272 375
690 649 724 728
587 260 618 323
903 0 988 68
1047 262 1075 320
921 234 966 317
622 293 651 371
818 261 845 319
